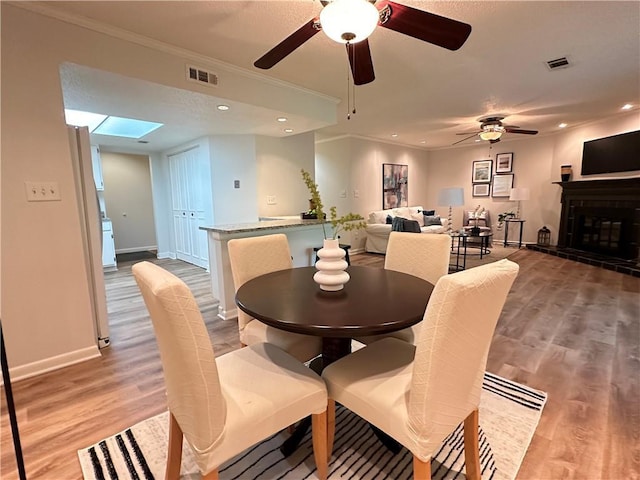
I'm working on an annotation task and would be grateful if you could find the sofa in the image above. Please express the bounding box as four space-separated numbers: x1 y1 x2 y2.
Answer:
364 205 448 254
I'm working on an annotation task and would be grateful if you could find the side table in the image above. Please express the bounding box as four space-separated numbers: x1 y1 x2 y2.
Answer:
504 219 525 248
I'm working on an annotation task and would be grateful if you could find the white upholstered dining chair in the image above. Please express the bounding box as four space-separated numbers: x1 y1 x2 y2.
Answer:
228 233 322 362
132 261 328 480
323 259 519 480
357 231 451 345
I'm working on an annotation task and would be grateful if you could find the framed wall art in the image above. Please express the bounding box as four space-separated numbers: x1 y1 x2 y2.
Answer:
382 163 408 209
492 174 514 197
495 152 514 173
472 183 490 197
472 160 492 183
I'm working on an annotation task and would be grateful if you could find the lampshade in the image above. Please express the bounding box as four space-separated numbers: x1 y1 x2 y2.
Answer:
438 187 465 207
320 0 380 44
479 124 504 141
509 187 530 201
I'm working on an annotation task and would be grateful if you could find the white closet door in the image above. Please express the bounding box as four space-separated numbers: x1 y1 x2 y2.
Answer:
169 148 209 269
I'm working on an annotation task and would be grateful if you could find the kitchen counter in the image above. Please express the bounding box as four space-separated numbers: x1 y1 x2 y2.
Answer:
200 217 328 320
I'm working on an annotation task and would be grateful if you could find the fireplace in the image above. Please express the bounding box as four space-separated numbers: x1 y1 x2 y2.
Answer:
556 178 640 262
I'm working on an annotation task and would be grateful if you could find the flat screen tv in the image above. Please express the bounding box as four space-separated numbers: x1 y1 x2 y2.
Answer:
581 130 640 175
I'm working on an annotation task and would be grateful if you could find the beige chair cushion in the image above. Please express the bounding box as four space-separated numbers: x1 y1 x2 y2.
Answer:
228 234 322 362
132 261 327 475
357 232 451 345
323 259 519 461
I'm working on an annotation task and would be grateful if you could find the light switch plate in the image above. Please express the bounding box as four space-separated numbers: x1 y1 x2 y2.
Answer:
25 181 61 201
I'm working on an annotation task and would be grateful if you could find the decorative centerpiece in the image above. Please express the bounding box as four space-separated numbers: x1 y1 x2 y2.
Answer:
470 205 485 235
301 169 367 291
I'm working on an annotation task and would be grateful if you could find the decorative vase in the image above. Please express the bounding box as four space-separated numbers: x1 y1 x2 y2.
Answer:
313 238 350 291
561 164 572 182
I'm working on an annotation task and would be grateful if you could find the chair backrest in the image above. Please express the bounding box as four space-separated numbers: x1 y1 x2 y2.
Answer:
463 208 491 228
228 234 293 331
132 261 226 454
385 231 451 285
407 259 518 453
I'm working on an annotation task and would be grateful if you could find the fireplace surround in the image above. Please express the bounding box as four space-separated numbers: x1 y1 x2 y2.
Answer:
555 178 640 262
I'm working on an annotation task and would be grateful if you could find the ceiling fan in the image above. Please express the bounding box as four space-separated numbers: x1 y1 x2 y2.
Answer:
453 115 539 145
254 0 472 85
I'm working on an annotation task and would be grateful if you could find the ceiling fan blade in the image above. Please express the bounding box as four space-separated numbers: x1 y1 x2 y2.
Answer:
346 40 375 85
505 127 538 135
452 133 478 146
378 1 472 51
456 130 481 135
254 18 321 69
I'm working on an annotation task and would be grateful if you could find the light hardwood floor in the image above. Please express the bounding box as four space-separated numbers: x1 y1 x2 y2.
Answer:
1 250 638 479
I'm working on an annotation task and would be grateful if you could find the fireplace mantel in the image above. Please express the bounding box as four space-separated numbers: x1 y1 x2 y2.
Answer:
555 178 640 261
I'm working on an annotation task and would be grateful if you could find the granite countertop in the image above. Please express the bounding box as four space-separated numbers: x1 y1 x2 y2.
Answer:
200 217 328 234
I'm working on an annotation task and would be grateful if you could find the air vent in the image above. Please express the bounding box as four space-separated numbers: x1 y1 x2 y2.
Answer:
546 56 570 70
186 65 219 87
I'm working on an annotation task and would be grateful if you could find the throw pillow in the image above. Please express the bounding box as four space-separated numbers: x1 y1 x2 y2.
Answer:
386 214 393 224
422 209 436 216
410 211 425 226
402 218 422 233
423 215 442 226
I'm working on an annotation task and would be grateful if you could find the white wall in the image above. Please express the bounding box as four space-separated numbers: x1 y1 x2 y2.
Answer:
426 111 640 244
209 135 258 224
315 136 429 249
257 132 316 218
101 152 157 253
0 4 335 375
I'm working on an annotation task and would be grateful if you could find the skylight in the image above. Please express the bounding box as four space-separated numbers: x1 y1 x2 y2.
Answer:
64 109 163 139
64 109 107 132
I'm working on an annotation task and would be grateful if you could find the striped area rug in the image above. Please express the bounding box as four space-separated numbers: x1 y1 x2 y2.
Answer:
78 373 546 480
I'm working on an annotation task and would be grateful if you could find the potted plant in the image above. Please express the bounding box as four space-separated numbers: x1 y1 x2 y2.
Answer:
301 169 367 291
497 210 516 230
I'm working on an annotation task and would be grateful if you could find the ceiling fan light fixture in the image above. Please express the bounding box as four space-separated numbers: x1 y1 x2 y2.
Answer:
320 0 379 44
479 124 504 141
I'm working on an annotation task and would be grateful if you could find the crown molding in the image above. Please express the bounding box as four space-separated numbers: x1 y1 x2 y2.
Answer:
10 1 340 105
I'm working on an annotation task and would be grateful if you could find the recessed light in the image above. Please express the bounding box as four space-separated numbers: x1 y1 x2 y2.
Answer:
217 104 230 111
420 140 426 144
621 104 633 110
391 133 398 138
558 123 568 128
284 128 294 133
277 117 288 122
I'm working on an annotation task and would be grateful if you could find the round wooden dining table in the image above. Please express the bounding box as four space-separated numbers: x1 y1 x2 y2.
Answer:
236 265 434 456
235 265 434 367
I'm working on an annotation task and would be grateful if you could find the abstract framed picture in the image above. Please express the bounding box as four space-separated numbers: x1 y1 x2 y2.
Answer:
472 183 490 197
472 160 492 183
496 152 514 173
382 163 408 209
492 174 514 197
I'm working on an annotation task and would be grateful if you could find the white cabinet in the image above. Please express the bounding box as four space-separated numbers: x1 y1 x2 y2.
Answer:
102 220 117 270
91 145 104 191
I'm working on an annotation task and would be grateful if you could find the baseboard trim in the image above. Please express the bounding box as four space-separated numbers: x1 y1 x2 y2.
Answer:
115 245 158 254
3 345 101 385
157 251 177 260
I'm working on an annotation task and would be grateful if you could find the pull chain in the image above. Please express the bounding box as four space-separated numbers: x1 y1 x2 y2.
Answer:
346 42 356 120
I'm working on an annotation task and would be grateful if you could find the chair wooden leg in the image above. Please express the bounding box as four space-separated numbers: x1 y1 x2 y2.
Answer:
413 455 432 480
166 412 183 480
202 469 219 480
327 399 336 461
312 410 328 480
463 408 481 480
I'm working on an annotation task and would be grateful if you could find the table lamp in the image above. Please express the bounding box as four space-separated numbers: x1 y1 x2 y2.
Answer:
437 187 465 234
509 187 530 219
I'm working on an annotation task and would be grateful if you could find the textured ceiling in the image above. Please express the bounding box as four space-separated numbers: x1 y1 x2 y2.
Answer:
26 1 640 152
